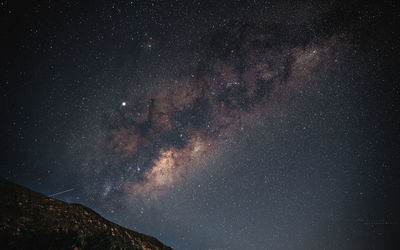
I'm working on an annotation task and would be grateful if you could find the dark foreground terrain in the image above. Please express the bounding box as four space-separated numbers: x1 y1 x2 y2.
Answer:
0 179 173 250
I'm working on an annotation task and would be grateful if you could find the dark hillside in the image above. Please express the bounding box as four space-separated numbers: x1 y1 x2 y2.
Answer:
0 179 173 250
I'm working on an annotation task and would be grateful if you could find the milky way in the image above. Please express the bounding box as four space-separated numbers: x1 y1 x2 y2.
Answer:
3 1 399 249
86 21 346 199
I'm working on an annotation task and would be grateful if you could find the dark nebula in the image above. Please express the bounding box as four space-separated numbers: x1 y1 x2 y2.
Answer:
91 19 345 199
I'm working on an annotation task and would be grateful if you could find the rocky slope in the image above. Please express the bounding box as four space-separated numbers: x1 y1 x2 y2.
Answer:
0 179 173 250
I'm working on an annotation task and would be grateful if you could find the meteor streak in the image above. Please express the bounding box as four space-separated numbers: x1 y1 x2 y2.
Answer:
49 188 74 197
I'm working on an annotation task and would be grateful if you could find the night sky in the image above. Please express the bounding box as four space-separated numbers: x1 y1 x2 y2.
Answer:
1 1 400 249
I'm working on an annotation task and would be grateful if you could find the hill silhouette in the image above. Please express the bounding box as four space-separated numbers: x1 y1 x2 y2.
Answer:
0 179 173 250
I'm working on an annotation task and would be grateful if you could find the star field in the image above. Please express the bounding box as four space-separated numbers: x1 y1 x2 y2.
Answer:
1 1 400 249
